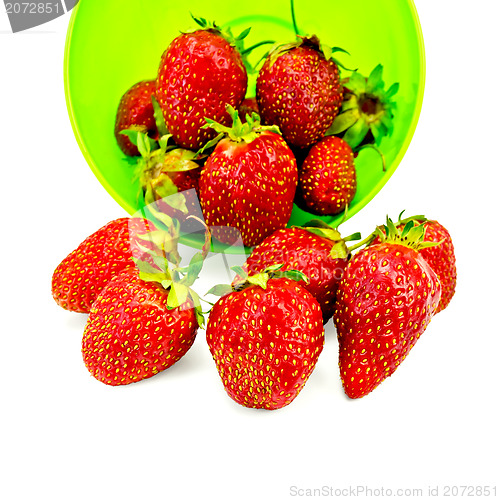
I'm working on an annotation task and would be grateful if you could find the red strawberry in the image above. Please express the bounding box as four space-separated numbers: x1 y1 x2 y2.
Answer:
206 266 324 409
199 105 297 247
371 215 457 313
156 18 248 150
239 221 358 322
296 136 356 215
114 80 158 156
82 216 211 386
82 268 198 386
237 97 259 121
52 218 155 313
333 218 442 398
256 36 343 148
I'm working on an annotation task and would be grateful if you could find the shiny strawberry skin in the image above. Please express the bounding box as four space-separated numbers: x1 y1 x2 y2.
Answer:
256 46 342 148
241 227 348 322
82 269 197 386
206 278 324 409
52 218 154 313
334 243 441 398
373 219 457 313
416 221 456 313
198 131 298 247
156 30 247 150
114 80 158 156
297 136 357 215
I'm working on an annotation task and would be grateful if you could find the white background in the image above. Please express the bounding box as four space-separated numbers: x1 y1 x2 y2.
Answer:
1 1 499 499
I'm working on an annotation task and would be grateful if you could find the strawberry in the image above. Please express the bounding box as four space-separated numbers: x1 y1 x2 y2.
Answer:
237 97 259 121
198 105 297 247
156 17 248 150
333 218 442 398
256 36 343 148
206 266 324 409
370 214 457 313
114 80 158 156
82 215 210 386
52 218 155 314
82 268 198 386
131 131 204 232
328 65 399 150
296 136 356 215
239 221 359 322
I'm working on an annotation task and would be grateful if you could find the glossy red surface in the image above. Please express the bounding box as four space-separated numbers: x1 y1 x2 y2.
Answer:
199 131 298 247
206 278 324 410
82 269 198 386
156 30 247 150
257 46 342 148
334 243 441 398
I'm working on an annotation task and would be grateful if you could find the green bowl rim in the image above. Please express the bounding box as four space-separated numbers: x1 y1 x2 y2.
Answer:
63 0 426 228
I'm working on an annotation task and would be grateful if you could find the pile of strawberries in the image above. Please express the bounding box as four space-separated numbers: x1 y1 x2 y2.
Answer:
114 10 399 247
52 5 457 408
52 210 457 406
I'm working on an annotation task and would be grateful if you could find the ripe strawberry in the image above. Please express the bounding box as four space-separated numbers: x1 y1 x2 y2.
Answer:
239 221 358 322
371 215 457 313
206 266 324 409
333 218 442 398
328 64 399 149
114 80 158 156
199 105 297 247
296 136 356 215
156 18 248 150
52 218 155 313
82 268 198 386
82 216 210 385
256 36 343 148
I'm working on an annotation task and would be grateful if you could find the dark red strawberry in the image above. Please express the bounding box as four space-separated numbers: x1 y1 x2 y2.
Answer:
52 218 156 313
256 36 343 148
237 97 260 121
333 218 442 398
206 266 324 409
296 136 356 215
239 221 358 322
156 18 248 150
370 215 457 313
114 80 158 156
199 105 297 247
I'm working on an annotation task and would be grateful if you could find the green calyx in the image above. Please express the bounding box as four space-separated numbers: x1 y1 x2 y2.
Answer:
201 104 280 150
299 219 360 260
132 210 212 328
348 212 440 254
207 264 309 297
264 35 352 71
190 15 251 47
123 97 203 214
327 64 399 150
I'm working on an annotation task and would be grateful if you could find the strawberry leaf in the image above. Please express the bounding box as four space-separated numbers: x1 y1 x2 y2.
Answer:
167 282 189 310
206 284 233 297
152 96 169 136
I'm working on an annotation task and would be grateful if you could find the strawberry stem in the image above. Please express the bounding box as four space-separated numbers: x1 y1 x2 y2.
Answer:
291 0 300 35
240 40 276 56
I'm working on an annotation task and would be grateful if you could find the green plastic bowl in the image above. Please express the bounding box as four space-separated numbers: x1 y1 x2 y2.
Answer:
64 0 425 247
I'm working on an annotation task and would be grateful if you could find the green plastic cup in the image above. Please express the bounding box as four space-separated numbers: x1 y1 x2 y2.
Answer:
64 0 425 247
